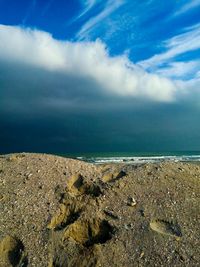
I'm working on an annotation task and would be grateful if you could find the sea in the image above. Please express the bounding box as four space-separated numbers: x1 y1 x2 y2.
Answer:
60 151 200 165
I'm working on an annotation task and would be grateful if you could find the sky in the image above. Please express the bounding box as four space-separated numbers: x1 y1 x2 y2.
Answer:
0 0 200 154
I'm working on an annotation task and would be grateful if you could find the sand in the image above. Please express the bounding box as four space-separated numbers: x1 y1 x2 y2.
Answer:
0 153 199 267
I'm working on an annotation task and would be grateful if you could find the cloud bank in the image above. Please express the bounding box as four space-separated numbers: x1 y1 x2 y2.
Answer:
0 24 178 102
0 24 200 153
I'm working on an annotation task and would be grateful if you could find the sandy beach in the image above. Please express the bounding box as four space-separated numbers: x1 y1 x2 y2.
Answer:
0 153 200 267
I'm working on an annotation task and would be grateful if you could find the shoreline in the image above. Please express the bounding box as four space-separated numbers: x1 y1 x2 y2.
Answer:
2 152 200 164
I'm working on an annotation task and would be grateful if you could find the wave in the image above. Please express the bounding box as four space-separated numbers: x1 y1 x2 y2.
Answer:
76 155 200 164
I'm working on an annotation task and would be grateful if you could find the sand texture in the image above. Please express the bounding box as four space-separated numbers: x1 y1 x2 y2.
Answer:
0 153 200 267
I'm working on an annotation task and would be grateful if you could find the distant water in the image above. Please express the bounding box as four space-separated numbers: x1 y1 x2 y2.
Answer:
59 152 200 164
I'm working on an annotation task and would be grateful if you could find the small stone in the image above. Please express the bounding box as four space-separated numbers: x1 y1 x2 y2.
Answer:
140 252 145 258
128 223 134 229
124 224 129 230
127 197 137 207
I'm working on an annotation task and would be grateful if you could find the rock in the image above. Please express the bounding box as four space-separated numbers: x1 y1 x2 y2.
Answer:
127 197 137 207
150 219 182 238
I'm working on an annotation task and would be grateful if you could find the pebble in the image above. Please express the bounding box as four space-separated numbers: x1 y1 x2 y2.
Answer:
140 252 145 258
124 224 129 230
127 197 137 207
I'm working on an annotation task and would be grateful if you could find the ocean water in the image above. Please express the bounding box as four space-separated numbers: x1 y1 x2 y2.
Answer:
60 151 200 164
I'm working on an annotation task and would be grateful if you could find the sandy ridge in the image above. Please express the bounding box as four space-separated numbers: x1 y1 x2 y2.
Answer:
0 153 200 267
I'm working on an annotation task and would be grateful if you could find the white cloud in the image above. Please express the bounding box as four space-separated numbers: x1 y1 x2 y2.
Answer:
174 0 200 16
0 24 186 102
41 0 55 17
76 0 124 40
77 0 97 18
22 0 37 24
139 24 200 71
156 61 200 79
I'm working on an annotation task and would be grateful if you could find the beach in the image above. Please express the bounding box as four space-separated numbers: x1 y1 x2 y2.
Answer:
0 153 200 267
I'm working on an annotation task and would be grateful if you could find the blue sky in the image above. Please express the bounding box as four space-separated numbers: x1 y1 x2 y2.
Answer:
0 0 200 153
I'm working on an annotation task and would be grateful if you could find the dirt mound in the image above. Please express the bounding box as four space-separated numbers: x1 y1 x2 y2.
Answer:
0 153 200 266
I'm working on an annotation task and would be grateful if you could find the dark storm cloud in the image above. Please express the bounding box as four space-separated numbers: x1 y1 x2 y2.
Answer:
1 61 200 154
0 24 200 153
